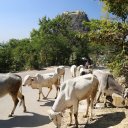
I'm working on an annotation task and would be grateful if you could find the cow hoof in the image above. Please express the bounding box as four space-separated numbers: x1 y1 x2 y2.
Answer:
71 125 78 128
67 123 72 126
83 115 88 118
93 104 98 109
89 118 93 122
125 106 128 109
104 103 107 108
43 97 47 99
24 109 27 112
87 118 93 124
37 99 40 102
8 114 13 117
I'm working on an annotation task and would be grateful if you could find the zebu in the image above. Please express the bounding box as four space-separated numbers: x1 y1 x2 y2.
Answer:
49 74 99 128
55 66 65 82
70 65 77 77
0 73 26 117
22 72 61 101
93 70 128 107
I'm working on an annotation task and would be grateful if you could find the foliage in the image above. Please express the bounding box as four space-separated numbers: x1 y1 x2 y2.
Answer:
83 19 128 79
0 44 12 72
0 4 127 79
0 14 89 72
30 15 89 66
100 0 128 22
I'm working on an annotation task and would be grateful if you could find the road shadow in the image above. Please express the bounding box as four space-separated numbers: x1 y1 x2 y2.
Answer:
84 112 125 128
40 100 54 107
0 112 50 128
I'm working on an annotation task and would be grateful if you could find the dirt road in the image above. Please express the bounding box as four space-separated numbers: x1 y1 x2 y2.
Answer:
0 67 128 128
0 66 73 128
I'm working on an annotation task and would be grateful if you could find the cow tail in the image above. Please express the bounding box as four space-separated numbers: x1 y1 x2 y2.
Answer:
18 74 23 94
19 79 23 107
14 74 22 92
19 86 23 107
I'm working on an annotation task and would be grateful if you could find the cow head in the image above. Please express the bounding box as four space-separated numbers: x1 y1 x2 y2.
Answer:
22 75 36 87
48 109 63 128
22 75 31 86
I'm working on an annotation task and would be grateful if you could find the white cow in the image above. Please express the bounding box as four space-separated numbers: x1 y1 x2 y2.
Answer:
0 73 26 117
70 65 77 77
22 72 60 101
77 65 84 72
55 66 65 82
93 70 128 107
48 74 99 128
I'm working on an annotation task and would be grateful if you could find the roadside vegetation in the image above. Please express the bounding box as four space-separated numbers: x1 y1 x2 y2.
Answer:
0 0 127 82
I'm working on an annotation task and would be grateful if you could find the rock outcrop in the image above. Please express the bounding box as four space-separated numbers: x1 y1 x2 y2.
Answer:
62 10 90 32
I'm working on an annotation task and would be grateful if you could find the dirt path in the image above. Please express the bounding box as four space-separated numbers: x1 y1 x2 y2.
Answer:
0 67 128 128
0 66 72 128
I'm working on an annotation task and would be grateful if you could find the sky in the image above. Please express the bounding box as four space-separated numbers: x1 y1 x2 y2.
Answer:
0 0 103 42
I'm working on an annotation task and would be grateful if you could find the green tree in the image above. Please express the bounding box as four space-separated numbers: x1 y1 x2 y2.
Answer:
0 44 12 72
100 0 128 22
83 19 128 78
30 16 74 66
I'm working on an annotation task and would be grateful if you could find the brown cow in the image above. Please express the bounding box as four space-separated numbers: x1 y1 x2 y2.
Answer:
0 73 26 117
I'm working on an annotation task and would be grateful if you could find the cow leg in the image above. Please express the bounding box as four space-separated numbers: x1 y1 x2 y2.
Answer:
38 88 45 101
17 91 27 112
55 86 59 99
90 101 94 120
41 91 45 99
9 94 19 117
38 92 45 101
73 101 79 128
103 95 107 107
55 86 58 99
38 92 41 101
45 88 52 98
90 97 95 119
74 113 78 128
67 107 73 126
90 85 99 120
105 95 115 107
63 74 64 82
40 87 45 99
95 90 102 104
83 98 90 118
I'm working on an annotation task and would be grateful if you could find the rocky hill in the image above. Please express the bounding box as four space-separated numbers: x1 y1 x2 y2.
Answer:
62 10 90 32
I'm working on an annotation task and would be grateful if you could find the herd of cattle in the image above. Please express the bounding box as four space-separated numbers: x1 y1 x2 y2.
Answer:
0 65 128 128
